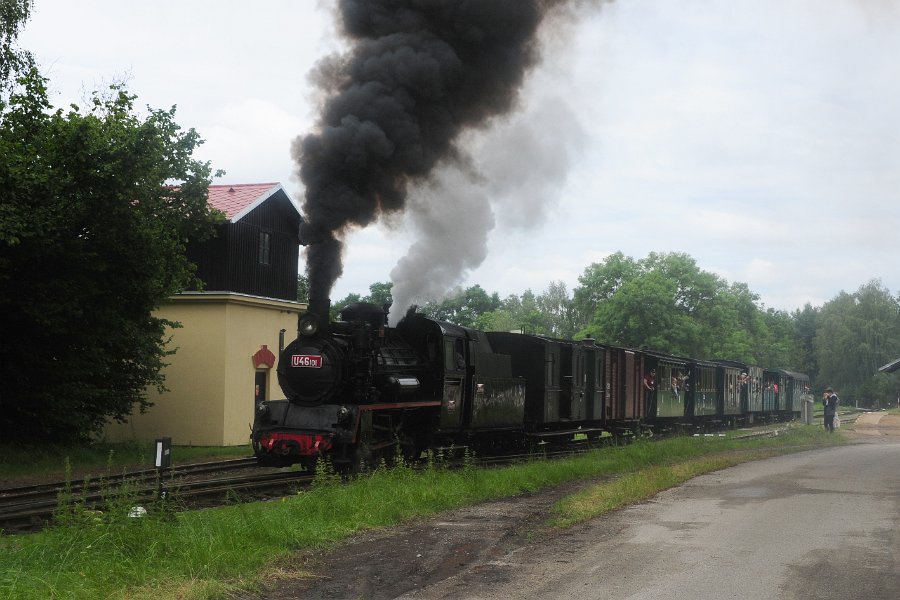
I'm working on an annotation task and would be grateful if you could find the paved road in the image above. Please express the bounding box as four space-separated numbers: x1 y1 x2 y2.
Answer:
404 431 900 599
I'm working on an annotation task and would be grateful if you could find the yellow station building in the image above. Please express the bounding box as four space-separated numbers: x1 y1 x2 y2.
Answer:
105 183 305 446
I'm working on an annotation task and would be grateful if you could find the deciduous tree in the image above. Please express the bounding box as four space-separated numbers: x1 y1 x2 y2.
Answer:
422 284 500 328
0 0 32 94
0 69 220 441
814 280 900 404
536 280 576 339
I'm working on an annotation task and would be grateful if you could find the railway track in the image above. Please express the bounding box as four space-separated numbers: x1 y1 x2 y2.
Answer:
0 458 312 534
3 417 853 534
0 440 639 533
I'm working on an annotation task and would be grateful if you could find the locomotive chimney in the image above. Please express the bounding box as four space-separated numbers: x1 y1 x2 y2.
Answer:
307 292 331 324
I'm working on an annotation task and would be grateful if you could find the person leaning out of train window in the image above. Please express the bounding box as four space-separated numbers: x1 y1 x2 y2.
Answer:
672 371 686 399
643 369 656 410
643 369 656 393
822 387 839 432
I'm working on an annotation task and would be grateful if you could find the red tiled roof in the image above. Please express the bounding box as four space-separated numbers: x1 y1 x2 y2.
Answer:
207 183 300 223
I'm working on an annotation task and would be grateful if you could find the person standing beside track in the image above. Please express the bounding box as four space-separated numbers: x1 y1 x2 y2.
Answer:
823 387 839 432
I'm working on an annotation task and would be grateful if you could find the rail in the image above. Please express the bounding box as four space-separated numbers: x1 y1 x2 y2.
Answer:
0 458 307 534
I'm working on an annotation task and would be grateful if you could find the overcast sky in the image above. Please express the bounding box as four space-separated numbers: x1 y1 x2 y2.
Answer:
19 0 900 312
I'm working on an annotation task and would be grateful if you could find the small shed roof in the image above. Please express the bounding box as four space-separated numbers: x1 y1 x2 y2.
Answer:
877 357 900 373
207 183 301 223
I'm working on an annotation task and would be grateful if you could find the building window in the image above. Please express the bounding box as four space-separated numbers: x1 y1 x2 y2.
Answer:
258 231 271 265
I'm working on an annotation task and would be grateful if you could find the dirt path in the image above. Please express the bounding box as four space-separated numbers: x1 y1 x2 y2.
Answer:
238 477 601 599
238 413 900 600
846 411 900 439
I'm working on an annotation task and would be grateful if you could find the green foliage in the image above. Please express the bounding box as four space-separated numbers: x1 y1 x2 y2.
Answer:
421 284 501 328
474 289 545 334
0 68 221 442
813 280 900 405
0 0 33 95
535 280 577 338
573 251 640 329
367 280 393 308
334 253 899 407
311 455 341 488
575 251 807 367
331 280 393 319
473 305 523 332
792 302 820 381
296 273 309 302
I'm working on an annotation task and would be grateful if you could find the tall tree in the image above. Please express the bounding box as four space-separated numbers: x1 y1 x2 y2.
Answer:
536 280 577 339
0 0 32 93
423 285 501 328
0 69 220 441
814 280 900 404
475 291 544 334
792 302 820 381
573 251 640 330
758 308 802 369
576 250 808 367
367 281 393 309
296 273 309 303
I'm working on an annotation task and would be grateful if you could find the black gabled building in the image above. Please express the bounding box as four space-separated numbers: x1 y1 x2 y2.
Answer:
187 183 302 301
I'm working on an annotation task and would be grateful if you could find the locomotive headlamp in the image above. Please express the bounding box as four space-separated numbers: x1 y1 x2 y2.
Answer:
298 313 319 337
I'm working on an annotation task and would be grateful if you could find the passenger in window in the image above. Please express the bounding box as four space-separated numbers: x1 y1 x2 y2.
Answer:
643 369 656 413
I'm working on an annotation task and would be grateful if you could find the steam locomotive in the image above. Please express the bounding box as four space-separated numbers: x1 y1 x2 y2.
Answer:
251 300 809 469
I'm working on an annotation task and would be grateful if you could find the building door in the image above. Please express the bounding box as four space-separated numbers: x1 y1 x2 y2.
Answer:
255 370 267 406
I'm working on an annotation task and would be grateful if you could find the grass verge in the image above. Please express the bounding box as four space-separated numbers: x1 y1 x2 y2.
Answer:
0 425 844 599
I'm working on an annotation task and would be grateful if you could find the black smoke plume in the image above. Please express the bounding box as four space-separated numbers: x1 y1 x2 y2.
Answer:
293 0 568 303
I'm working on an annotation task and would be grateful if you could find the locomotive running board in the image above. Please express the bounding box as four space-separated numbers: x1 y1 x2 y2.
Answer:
357 400 442 411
